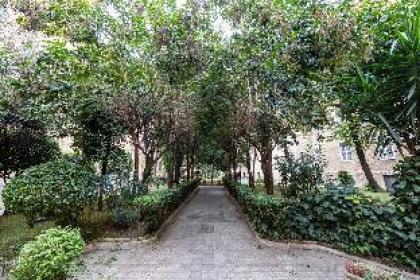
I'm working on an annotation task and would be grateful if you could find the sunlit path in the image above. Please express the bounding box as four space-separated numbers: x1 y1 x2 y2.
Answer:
77 186 345 280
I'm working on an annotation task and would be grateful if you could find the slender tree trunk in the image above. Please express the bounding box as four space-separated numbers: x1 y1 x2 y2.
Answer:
131 131 140 195
98 159 108 211
173 145 183 184
210 164 214 185
141 152 154 187
167 163 174 188
246 142 254 188
186 156 191 180
260 143 274 195
354 141 380 191
190 154 195 179
252 147 257 183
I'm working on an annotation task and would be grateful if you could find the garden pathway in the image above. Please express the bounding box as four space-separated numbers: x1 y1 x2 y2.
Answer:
76 186 346 280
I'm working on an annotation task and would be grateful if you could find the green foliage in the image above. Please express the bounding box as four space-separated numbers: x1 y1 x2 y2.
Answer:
276 153 325 198
10 227 85 280
0 110 60 180
0 214 54 262
393 156 420 215
225 179 419 269
111 207 139 230
3 158 98 226
337 171 355 187
134 179 201 233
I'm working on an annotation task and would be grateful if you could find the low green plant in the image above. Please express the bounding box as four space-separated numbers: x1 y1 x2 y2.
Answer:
337 170 355 187
10 227 85 280
225 178 418 270
393 156 420 216
134 179 200 233
111 207 139 229
276 153 325 198
3 158 98 226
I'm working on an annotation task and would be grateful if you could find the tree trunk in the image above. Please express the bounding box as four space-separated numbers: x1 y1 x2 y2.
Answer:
167 163 174 188
190 154 195 179
132 132 140 195
210 164 214 185
173 146 183 184
141 152 154 188
260 144 274 195
186 156 191 180
98 159 108 211
246 142 255 188
354 141 380 191
252 147 257 183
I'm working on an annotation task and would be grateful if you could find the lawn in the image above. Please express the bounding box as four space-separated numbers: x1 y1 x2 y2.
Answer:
0 210 146 263
0 214 54 261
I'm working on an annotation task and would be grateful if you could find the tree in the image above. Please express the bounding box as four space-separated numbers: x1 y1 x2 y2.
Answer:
73 101 125 210
0 105 59 183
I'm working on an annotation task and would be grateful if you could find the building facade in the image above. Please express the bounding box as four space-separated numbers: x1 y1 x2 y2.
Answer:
248 129 401 190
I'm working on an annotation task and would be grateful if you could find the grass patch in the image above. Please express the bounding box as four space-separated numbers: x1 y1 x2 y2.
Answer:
78 209 145 240
0 210 146 262
0 214 54 261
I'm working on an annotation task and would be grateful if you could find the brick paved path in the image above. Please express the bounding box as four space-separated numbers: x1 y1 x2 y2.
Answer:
77 186 345 279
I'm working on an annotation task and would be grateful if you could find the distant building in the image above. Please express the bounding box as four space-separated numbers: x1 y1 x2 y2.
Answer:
248 129 401 191
57 136 167 179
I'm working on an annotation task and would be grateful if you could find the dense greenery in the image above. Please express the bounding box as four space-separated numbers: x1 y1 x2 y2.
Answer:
276 152 325 198
3 158 98 226
10 227 84 280
134 179 201 233
0 109 59 182
225 178 419 269
0 0 418 275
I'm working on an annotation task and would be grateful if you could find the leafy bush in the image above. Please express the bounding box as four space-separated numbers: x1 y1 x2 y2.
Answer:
10 227 84 280
134 179 200 233
276 153 325 198
3 158 98 226
111 207 139 229
337 170 355 187
225 179 418 270
393 156 420 216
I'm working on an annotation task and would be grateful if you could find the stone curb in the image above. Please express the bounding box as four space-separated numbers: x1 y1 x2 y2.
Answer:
225 188 420 280
89 186 200 246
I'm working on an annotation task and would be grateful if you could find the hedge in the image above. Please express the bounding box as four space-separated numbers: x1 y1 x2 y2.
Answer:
225 179 419 271
134 178 201 233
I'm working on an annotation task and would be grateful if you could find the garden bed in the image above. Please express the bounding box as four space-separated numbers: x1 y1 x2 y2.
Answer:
224 179 419 274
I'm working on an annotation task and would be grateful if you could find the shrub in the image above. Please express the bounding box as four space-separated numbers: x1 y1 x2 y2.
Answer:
337 171 355 187
225 179 418 270
134 179 200 233
276 153 325 198
111 207 139 229
3 158 98 226
10 227 85 280
393 156 420 216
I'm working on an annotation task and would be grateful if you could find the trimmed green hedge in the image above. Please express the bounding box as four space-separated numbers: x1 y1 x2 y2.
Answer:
134 179 201 233
225 179 419 270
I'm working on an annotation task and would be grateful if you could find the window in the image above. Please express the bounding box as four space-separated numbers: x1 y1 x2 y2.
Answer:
340 144 352 161
380 145 396 160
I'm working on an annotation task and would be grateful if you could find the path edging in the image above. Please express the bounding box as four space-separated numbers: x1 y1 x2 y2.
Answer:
225 188 420 279
91 186 200 245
